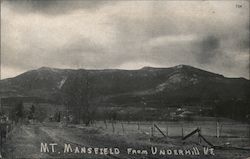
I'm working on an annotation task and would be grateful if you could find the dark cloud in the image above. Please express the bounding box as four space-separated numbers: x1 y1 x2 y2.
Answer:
238 37 250 50
238 25 250 50
5 0 110 15
196 35 221 64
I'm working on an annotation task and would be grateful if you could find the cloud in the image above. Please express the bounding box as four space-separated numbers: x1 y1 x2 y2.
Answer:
4 0 110 16
1 1 249 79
195 35 221 64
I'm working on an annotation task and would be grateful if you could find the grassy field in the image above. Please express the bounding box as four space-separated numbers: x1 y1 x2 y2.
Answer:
2 120 250 159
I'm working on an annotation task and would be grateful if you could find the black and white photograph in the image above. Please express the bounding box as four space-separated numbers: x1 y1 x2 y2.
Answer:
0 0 249 158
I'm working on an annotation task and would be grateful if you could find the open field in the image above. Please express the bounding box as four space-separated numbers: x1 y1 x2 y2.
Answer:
1 120 250 159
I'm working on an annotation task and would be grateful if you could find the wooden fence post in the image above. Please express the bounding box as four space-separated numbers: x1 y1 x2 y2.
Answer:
220 124 223 137
0 125 2 156
182 126 184 138
151 124 154 137
249 123 250 140
111 121 115 134
180 123 184 138
216 122 220 138
104 120 107 129
198 127 201 144
166 125 168 137
121 122 125 134
248 123 250 140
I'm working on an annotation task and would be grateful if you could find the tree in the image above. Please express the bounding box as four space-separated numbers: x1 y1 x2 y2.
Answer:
28 105 35 120
34 106 47 122
63 71 95 125
30 105 35 114
63 73 83 124
53 111 61 122
14 101 24 123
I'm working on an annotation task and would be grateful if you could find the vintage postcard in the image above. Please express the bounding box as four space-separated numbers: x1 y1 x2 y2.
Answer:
0 0 249 159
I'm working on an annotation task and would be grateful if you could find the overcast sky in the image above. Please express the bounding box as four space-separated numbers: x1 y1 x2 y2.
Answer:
1 0 249 79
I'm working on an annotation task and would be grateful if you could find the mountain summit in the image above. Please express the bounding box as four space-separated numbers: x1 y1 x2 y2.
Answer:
0 65 249 106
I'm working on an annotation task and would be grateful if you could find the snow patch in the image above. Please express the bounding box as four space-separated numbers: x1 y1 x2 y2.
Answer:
58 77 67 89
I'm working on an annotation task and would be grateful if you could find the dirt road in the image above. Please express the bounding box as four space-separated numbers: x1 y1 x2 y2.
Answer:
3 123 148 159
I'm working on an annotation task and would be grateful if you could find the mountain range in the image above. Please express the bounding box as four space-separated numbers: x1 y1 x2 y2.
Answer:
0 65 249 108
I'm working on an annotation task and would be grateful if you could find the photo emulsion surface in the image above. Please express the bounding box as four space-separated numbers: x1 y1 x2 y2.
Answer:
0 0 249 158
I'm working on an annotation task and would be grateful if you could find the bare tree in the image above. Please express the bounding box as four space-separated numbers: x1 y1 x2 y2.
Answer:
15 102 24 123
63 71 95 125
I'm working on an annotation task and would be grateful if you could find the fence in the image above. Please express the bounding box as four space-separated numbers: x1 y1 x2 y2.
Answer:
0 122 13 158
93 120 250 138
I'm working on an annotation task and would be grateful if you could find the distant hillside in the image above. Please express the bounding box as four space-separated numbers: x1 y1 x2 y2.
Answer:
0 65 249 108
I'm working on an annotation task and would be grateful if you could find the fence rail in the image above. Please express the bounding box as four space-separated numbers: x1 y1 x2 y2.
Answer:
93 121 250 138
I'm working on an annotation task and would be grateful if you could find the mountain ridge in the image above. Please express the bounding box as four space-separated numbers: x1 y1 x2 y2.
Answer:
5 64 246 80
0 65 249 107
